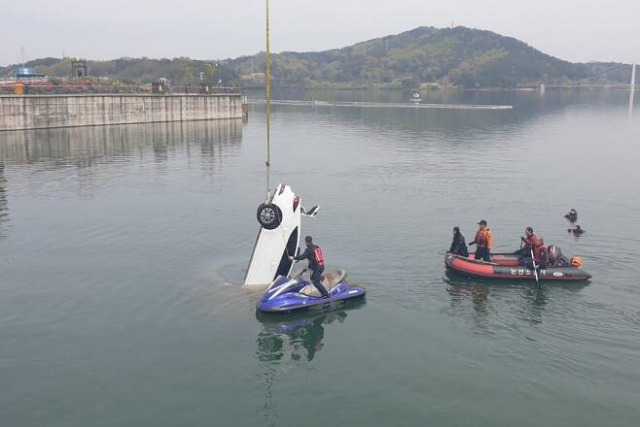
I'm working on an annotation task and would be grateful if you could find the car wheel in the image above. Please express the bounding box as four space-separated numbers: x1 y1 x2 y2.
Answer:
257 203 282 230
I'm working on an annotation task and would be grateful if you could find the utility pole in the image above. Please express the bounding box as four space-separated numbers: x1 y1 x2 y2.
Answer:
629 63 636 121
265 0 272 167
21 46 24 66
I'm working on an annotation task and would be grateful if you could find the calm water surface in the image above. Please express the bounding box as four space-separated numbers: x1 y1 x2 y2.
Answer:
1 91 639 426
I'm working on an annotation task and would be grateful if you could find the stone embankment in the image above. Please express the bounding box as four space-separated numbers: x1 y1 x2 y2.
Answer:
0 94 243 131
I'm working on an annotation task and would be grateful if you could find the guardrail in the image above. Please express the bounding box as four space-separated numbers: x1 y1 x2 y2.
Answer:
0 84 241 95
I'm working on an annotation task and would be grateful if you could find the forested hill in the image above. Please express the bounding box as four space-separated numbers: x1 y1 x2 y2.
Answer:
1 26 632 89
229 26 631 89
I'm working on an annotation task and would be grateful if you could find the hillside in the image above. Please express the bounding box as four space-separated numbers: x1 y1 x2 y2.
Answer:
1 26 632 89
229 26 630 89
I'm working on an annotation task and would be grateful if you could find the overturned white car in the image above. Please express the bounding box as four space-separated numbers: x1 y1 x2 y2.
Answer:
244 184 318 287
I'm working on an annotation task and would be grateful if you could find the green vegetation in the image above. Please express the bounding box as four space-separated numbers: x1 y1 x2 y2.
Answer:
230 26 631 89
0 57 240 87
1 26 633 89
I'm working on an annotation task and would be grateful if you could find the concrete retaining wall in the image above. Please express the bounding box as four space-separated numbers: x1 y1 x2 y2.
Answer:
0 94 243 131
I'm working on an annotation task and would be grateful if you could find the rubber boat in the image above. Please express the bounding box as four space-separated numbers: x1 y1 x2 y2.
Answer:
257 269 366 313
444 253 592 281
458 252 588 268
445 252 547 267
484 252 522 266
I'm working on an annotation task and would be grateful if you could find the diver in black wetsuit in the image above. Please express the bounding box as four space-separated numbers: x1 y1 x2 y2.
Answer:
564 208 578 223
570 225 585 236
448 227 469 257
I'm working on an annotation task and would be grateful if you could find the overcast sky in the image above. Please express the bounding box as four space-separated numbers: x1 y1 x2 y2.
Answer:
1 0 637 66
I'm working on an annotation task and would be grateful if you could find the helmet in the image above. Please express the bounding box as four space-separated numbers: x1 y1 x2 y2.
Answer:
570 256 583 268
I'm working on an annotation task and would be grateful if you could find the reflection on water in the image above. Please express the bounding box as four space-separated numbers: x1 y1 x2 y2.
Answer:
445 271 590 333
0 120 243 168
257 313 330 363
0 119 244 204
521 286 548 326
0 163 7 239
254 304 364 426
445 275 491 332
253 88 636 138
256 307 363 364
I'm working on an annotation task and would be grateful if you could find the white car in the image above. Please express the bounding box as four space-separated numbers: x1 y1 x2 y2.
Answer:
244 184 318 287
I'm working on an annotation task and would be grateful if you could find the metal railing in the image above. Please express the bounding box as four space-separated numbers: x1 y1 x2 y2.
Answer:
170 86 241 94
0 84 241 96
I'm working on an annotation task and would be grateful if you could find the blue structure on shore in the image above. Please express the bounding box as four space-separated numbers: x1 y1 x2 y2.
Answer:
15 67 41 79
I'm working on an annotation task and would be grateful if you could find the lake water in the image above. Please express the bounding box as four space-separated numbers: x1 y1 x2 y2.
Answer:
1 90 639 427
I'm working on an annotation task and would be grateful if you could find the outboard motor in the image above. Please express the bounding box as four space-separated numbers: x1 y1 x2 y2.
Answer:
548 245 561 265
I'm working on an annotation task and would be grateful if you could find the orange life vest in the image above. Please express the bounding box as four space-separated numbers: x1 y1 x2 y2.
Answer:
524 234 540 249
314 247 325 267
534 244 548 263
476 228 493 249
570 256 583 268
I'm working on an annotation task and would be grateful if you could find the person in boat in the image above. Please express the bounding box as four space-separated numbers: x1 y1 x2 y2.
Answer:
469 220 493 262
535 238 548 269
564 209 578 223
448 227 469 257
515 227 539 260
290 235 330 298
520 238 548 269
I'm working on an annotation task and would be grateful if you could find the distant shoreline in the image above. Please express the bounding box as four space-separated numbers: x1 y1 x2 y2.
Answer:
244 84 637 92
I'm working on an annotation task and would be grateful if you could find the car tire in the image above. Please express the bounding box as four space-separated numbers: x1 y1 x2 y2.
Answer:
257 203 282 230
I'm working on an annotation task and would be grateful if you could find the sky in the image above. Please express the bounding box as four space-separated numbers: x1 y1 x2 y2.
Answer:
1 0 638 66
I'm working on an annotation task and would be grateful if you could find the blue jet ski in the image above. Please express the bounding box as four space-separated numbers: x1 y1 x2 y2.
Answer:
257 269 366 313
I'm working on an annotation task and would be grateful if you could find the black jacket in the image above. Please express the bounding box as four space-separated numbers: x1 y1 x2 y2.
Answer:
449 233 469 257
294 244 322 270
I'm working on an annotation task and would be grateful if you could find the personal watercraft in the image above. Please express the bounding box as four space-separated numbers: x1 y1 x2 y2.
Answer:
257 269 366 313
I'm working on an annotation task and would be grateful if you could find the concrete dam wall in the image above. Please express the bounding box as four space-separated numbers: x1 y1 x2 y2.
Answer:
0 94 243 131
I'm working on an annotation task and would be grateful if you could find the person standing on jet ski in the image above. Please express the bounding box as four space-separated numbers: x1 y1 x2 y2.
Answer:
290 236 330 298
448 227 469 257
